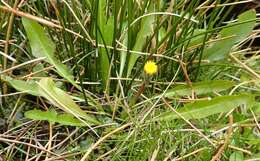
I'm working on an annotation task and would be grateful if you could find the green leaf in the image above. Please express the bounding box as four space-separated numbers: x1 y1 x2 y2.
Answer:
177 29 207 52
229 152 244 161
25 109 85 126
14 18 99 107
22 18 55 59
25 109 56 121
222 10 256 44
203 36 234 61
37 78 99 125
1 75 40 96
96 0 113 86
119 23 128 76
127 5 155 76
186 29 207 48
103 17 114 46
32 63 47 77
164 80 235 97
203 9 256 61
57 114 85 126
154 94 254 121
22 18 75 87
251 103 260 114
158 27 166 42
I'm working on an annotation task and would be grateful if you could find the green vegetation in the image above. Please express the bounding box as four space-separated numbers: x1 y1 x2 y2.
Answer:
0 0 259 160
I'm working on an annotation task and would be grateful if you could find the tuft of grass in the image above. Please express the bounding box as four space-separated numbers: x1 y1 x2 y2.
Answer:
0 0 259 160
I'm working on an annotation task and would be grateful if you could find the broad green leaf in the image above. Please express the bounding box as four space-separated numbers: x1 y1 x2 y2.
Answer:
22 18 75 87
154 94 254 121
25 109 57 122
22 18 55 59
203 10 256 61
177 29 207 52
57 114 85 126
103 17 114 46
37 78 99 125
2 75 101 112
222 10 256 43
22 18 100 106
25 109 85 126
203 36 234 61
127 4 155 76
97 0 113 86
186 29 207 48
97 0 106 34
164 80 235 97
1 75 39 96
229 152 244 161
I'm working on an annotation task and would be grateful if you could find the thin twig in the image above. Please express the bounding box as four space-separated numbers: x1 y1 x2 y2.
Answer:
210 115 233 161
172 147 208 161
0 137 58 156
229 54 260 79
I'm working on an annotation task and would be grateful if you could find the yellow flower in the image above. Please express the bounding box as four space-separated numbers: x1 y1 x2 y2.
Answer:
144 60 157 75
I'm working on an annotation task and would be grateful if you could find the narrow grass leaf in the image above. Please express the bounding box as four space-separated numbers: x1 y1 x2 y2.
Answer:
154 94 254 121
119 22 130 76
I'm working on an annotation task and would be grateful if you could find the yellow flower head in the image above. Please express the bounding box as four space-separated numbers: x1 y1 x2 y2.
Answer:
144 60 157 75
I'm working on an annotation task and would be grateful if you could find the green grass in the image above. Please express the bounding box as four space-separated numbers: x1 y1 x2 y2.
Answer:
0 0 259 160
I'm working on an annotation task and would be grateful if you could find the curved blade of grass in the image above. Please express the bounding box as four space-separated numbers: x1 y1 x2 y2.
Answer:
37 78 99 125
164 80 235 97
203 9 256 61
154 94 254 121
25 109 85 126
